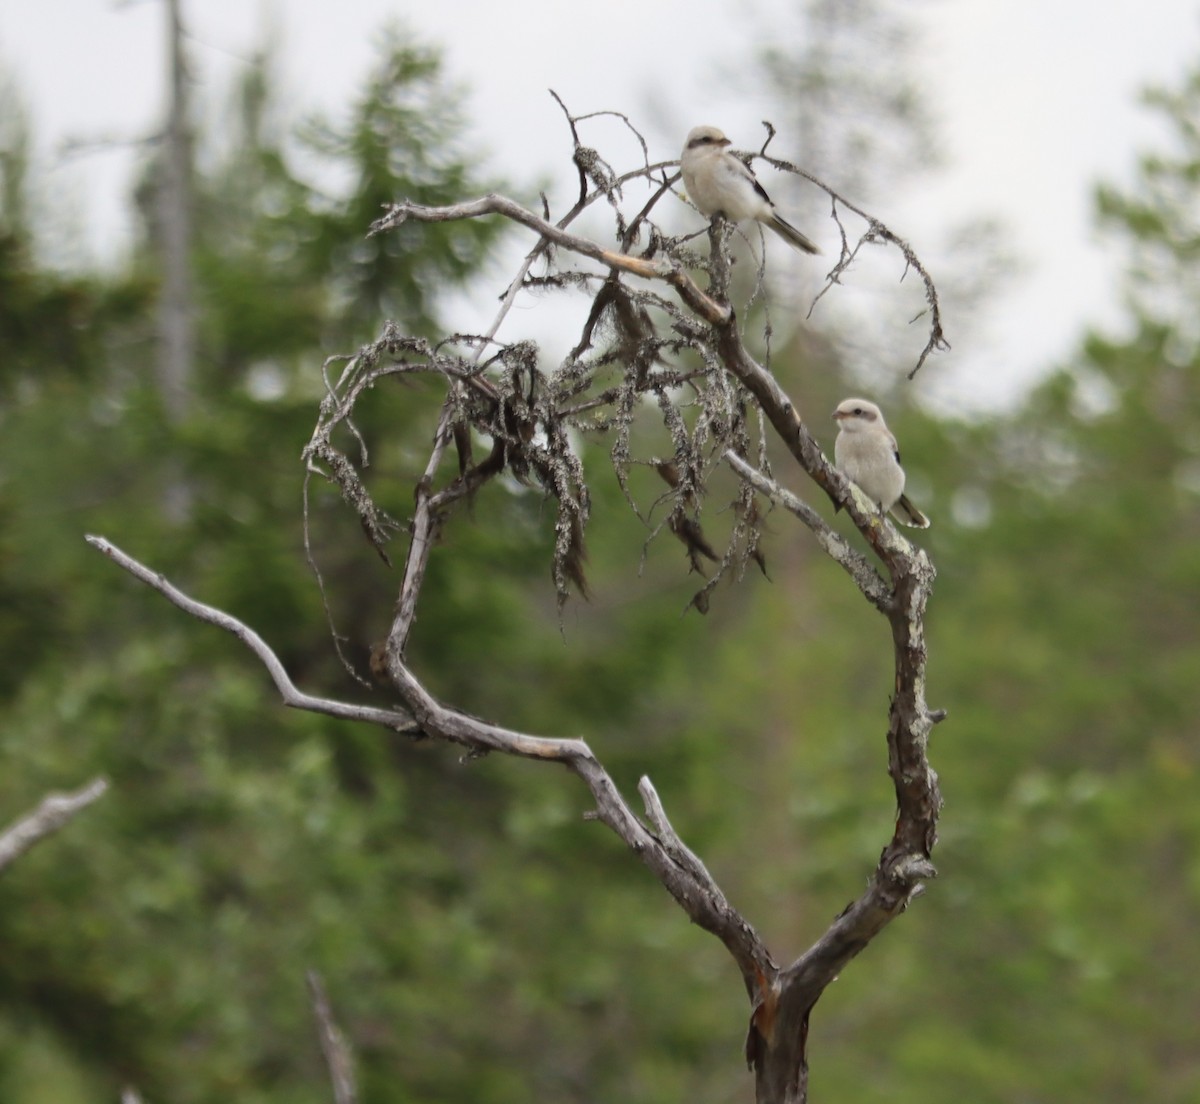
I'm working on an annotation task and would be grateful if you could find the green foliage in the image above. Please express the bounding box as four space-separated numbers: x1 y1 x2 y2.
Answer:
0 26 754 1104
795 63 1200 1101
291 25 508 344
4 23 1200 1104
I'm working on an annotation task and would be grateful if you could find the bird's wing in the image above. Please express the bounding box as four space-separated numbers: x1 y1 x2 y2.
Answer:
746 167 775 206
726 153 774 206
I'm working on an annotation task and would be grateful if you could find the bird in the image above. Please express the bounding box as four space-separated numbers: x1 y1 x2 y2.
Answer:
832 398 930 528
679 125 820 254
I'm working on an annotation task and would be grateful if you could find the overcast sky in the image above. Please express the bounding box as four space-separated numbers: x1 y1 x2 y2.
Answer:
2 0 1198 413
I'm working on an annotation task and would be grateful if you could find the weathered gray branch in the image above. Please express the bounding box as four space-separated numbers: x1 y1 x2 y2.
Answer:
723 450 892 611
0 777 109 874
638 776 737 918
371 194 730 327
85 536 419 735
307 969 357 1104
87 537 775 995
389 399 457 656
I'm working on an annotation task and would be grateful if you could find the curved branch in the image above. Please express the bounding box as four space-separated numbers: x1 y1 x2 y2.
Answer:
86 535 775 995
754 150 950 378
85 536 420 735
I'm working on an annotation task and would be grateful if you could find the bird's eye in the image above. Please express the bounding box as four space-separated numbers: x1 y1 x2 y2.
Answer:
853 407 864 416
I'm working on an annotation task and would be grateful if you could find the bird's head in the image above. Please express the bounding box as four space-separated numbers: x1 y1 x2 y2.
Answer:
832 398 884 433
684 125 731 152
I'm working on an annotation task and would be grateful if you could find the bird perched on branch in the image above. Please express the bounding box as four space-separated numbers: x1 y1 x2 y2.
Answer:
832 398 930 528
680 125 820 254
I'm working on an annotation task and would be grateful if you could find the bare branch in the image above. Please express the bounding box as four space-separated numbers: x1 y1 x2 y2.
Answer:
752 148 951 377
87 534 775 994
373 652 775 982
389 398 458 657
723 451 892 611
0 777 109 874
638 776 733 911
371 194 730 325
85 536 420 735
307 970 357 1104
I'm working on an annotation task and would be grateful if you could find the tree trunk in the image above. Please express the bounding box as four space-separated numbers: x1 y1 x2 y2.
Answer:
156 0 193 426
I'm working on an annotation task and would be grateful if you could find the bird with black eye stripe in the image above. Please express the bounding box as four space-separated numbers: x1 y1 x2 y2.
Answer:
832 398 930 529
680 125 820 255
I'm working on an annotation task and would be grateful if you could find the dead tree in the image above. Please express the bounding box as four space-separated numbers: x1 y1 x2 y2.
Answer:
89 102 946 1104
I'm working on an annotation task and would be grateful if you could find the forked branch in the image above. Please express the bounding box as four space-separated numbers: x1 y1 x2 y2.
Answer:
87 535 776 995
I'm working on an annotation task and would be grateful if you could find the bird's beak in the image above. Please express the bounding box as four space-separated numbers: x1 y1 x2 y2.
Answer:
717 137 731 148
831 409 844 421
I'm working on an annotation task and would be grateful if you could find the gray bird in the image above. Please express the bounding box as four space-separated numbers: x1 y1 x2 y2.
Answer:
832 398 930 528
680 125 820 254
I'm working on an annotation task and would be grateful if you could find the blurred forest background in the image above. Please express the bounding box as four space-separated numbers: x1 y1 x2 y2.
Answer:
1 2 1198 1102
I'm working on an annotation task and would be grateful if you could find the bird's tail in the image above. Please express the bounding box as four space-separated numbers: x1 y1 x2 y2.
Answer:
890 494 931 529
767 213 820 255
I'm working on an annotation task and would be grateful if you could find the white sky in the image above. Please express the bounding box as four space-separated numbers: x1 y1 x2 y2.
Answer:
2 0 1198 413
